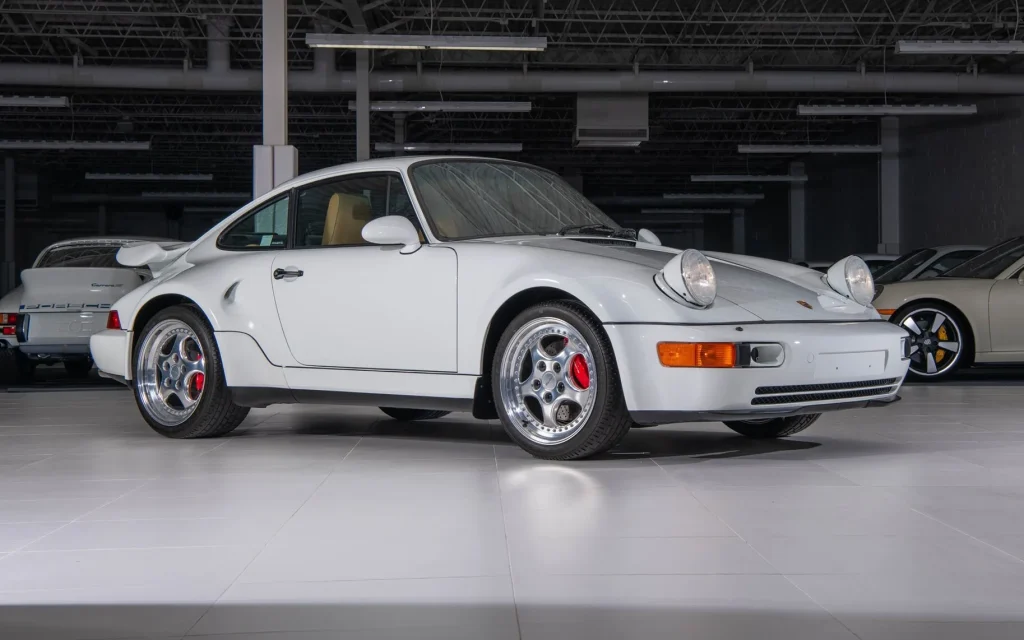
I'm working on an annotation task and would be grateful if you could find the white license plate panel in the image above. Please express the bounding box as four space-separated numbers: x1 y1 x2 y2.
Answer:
23 312 101 344
814 351 886 379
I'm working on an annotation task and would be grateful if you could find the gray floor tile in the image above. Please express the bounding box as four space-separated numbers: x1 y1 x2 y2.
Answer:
0 522 67 552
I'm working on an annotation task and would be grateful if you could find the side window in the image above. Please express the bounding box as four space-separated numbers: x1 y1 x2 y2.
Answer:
218 197 290 250
930 250 981 275
293 173 422 248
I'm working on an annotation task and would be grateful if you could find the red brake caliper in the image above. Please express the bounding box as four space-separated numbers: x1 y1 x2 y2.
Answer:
569 353 590 390
193 373 205 393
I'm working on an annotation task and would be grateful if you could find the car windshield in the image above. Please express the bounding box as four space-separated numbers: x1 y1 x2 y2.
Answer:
874 248 936 284
410 160 621 240
942 237 1024 279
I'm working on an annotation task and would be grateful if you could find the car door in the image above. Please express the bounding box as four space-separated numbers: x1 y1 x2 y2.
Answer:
270 171 458 372
988 264 1024 353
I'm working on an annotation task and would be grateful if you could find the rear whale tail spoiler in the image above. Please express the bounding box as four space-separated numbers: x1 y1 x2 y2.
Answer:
116 242 190 277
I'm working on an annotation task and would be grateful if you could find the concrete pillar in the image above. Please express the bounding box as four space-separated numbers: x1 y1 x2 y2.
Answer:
356 50 371 161
206 17 231 73
3 156 14 294
879 116 901 254
731 208 746 254
254 0 297 198
393 113 406 156
97 204 107 235
789 161 806 262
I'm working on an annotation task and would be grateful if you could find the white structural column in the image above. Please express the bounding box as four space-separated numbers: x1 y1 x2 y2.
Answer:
253 0 297 198
732 208 746 254
789 161 806 261
355 50 371 161
3 156 13 293
878 116 901 254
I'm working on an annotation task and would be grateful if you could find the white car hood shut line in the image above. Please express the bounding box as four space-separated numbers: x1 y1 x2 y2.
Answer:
478 236 874 321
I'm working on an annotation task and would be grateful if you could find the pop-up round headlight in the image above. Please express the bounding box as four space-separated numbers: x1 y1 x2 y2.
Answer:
825 255 874 306
662 249 717 307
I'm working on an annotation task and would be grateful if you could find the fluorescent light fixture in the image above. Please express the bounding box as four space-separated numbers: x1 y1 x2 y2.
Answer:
348 101 532 113
305 33 546 51
141 192 248 200
574 139 643 148
374 142 522 152
640 208 730 214
691 174 808 183
798 104 977 116
0 140 150 151
0 95 68 107
738 144 882 154
896 40 1024 55
662 193 765 202
86 172 213 182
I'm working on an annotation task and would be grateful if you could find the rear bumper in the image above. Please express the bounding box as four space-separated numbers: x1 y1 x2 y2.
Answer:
604 320 911 425
90 329 131 380
17 311 106 355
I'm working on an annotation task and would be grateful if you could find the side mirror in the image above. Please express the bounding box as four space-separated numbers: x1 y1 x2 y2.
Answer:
362 216 422 254
637 228 662 246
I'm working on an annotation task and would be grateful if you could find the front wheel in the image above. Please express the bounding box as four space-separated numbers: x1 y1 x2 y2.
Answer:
492 301 632 460
379 408 450 421
133 305 249 438
724 414 820 438
892 302 971 381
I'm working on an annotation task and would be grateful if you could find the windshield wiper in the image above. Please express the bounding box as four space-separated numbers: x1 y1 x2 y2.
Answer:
557 224 637 240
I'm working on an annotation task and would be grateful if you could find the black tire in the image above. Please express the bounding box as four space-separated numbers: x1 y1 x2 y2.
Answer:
0 348 31 385
492 300 632 460
890 301 973 382
379 407 451 421
724 414 821 438
133 305 249 438
63 358 93 379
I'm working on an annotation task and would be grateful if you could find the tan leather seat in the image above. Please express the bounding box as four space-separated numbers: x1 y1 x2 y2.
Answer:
322 193 372 246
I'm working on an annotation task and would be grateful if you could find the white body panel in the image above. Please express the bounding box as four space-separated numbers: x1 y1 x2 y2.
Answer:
90 156 909 423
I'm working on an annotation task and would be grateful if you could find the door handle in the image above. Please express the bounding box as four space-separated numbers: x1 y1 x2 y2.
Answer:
273 268 304 280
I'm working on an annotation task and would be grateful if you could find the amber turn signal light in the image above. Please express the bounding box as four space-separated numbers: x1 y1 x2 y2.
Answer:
657 342 737 368
875 308 896 316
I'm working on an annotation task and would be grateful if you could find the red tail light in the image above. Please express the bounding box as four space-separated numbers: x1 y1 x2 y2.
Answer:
0 312 17 325
106 311 122 330
1 327 13 336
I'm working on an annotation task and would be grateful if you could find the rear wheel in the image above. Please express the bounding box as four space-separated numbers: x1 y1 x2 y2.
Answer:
725 414 820 438
892 302 971 381
379 408 450 421
133 305 249 438
492 301 632 460
0 348 31 385
63 358 93 379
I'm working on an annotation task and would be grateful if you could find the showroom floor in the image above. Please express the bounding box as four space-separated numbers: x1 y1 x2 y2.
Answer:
2 381 1024 640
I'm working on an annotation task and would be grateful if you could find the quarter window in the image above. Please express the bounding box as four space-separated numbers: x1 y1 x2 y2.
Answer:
293 173 421 248
218 197 290 250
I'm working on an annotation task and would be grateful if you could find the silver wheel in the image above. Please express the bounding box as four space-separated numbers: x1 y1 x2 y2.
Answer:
899 307 963 377
136 319 207 427
498 317 598 446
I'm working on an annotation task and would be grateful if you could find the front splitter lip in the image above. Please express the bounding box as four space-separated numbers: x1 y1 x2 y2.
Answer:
630 394 901 426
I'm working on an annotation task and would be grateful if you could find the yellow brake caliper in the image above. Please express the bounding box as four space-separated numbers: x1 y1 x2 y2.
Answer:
935 325 949 362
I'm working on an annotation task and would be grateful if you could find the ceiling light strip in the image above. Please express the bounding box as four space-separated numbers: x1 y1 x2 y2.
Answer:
349 101 532 113
306 34 547 52
690 174 808 183
896 40 1024 54
0 140 150 151
737 144 883 154
374 142 523 152
797 104 977 116
0 95 68 107
86 173 213 181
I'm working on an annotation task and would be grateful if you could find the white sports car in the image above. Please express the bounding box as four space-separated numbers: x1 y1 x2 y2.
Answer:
0 237 182 384
90 157 911 459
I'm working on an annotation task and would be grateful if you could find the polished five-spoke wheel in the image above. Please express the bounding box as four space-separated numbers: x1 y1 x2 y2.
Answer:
894 303 970 380
492 301 632 460
499 318 598 446
138 319 207 426
133 306 249 438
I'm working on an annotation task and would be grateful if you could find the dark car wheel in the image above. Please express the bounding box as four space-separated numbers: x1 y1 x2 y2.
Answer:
891 302 972 381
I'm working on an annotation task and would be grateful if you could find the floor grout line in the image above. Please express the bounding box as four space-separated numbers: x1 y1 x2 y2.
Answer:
493 444 524 640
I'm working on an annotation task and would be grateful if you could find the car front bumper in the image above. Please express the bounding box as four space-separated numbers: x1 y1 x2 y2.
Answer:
604 320 911 425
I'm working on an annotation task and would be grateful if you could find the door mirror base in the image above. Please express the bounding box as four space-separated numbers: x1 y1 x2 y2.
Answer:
362 216 422 254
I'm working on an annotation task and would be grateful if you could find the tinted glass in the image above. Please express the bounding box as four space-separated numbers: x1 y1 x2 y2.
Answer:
294 173 420 248
410 160 619 240
874 248 935 284
36 246 123 268
218 197 290 250
943 238 1024 279
927 250 982 275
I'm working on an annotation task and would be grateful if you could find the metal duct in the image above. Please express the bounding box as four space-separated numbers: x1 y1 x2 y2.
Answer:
1 66 1024 94
205 18 232 73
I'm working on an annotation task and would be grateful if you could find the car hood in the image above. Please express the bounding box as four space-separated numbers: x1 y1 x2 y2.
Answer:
476 236 877 321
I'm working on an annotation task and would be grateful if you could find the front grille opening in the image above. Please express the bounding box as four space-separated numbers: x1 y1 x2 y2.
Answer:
755 378 902 396
751 386 898 406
